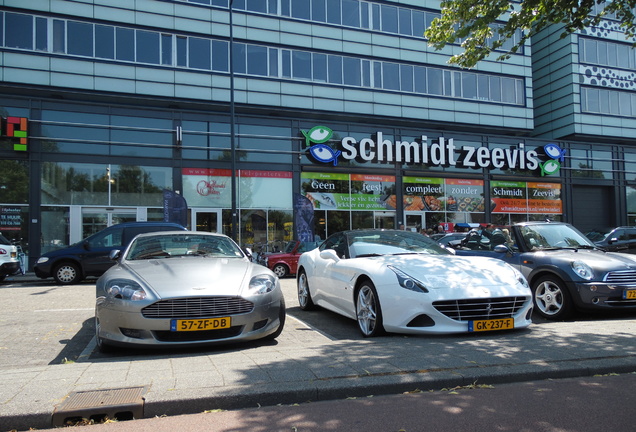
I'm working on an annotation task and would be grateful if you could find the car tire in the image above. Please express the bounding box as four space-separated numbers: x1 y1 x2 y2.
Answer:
297 270 316 311
355 281 385 337
272 263 289 278
53 262 82 285
532 275 574 320
264 299 286 340
95 317 115 353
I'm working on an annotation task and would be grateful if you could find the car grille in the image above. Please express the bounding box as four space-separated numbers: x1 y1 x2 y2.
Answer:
433 296 528 321
604 270 636 284
142 297 254 319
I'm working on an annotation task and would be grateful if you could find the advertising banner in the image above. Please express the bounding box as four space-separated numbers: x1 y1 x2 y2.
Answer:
162 190 188 227
301 172 396 210
182 168 292 209
444 178 485 213
491 181 562 214
402 176 444 211
183 168 232 208
0 207 21 231
491 181 528 213
527 182 562 214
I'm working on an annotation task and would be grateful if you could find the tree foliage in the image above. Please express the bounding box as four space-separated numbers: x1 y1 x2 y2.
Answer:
425 0 636 68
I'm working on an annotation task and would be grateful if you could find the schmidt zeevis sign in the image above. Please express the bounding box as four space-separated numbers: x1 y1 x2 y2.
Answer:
302 126 564 177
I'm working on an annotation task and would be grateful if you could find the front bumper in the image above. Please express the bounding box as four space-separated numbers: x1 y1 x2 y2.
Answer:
96 294 284 348
573 282 636 310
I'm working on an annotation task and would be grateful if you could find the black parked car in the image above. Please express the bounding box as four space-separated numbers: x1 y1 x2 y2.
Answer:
452 221 636 320
34 222 186 284
586 227 636 254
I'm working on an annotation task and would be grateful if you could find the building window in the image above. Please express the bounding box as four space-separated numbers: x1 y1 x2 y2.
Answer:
0 12 525 106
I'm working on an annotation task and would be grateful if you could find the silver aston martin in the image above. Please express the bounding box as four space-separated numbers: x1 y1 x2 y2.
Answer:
95 231 285 351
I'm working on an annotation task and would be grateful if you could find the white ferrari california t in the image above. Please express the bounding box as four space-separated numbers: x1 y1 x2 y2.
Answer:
296 229 532 337
95 231 285 351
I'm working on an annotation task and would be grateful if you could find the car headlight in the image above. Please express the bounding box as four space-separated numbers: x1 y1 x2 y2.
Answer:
249 274 277 295
37 256 49 264
388 265 429 293
511 267 529 288
106 279 147 301
572 260 594 280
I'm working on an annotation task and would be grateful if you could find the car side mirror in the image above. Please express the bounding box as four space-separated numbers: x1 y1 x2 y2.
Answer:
493 244 509 254
83 240 91 251
242 247 253 261
608 237 618 244
319 249 340 262
109 249 121 261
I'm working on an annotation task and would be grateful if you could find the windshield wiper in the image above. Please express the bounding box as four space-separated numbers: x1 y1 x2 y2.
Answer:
355 253 384 258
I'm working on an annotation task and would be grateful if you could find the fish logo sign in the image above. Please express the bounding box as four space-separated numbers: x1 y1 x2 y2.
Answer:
540 143 566 176
301 126 341 166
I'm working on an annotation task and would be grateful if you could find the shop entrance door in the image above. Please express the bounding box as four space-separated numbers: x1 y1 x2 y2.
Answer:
374 211 396 229
192 209 222 233
404 212 425 232
81 208 137 240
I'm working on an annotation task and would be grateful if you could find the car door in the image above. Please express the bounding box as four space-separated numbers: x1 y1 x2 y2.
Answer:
312 234 352 308
80 226 124 276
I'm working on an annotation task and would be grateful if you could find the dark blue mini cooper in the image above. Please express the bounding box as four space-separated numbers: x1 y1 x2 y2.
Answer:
451 221 636 320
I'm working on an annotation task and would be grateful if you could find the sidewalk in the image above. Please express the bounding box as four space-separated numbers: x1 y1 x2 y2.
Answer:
2 275 636 432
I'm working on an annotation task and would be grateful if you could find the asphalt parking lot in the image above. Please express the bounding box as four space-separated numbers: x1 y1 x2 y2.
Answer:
1 273 636 431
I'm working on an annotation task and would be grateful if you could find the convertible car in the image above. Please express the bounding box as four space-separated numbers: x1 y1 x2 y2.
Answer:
296 229 533 337
95 231 285 351
452 221 636 320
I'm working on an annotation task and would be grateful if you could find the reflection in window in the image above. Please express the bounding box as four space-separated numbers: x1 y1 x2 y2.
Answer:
569 147 613 179
41 162 172 206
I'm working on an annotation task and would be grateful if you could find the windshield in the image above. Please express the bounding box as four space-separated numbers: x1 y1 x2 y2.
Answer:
126 234 244 260
283 241 297 253
519 224 595 250
347 230 452 257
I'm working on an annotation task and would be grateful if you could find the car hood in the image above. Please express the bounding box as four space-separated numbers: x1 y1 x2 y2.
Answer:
121 257 253 297
375 254 526 295
525 248 636 271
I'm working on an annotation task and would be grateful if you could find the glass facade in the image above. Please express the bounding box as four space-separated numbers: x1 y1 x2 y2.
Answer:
0 11 526 106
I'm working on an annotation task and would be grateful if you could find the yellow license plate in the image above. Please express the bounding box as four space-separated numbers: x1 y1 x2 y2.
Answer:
171 317 231 332
468 318 514 332
624 290 636 300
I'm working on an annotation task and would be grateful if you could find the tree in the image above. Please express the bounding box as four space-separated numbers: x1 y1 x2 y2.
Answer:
425 0 636 68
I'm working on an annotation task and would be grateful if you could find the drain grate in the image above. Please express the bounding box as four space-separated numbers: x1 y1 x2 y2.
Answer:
52 386 146 427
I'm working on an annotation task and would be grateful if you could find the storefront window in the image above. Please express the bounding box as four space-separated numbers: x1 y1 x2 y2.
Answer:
40 206 70 254
41 162 171 206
